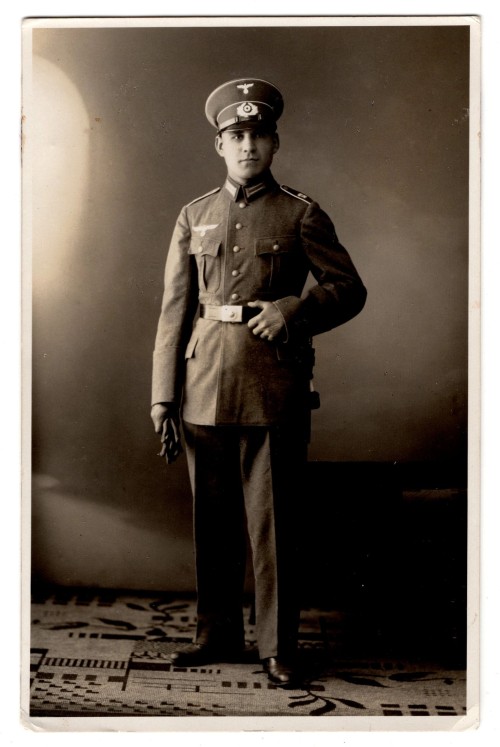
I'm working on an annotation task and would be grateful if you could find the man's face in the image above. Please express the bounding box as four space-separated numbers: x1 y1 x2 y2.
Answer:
215 126 279 184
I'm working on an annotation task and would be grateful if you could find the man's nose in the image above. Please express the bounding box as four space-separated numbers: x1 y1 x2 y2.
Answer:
242 132 256 150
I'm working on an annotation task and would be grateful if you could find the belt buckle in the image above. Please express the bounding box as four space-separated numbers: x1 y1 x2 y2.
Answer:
221 304 243 322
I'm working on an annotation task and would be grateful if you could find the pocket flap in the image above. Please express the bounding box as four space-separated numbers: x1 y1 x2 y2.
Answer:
188 238 221 257
255 236 296 255
185 335 199 359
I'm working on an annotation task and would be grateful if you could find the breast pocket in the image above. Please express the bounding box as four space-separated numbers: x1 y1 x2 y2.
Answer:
188 237 222 293
253 236 296 290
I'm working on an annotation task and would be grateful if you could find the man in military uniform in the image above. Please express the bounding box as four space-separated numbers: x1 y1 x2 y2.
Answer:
151 78 366 686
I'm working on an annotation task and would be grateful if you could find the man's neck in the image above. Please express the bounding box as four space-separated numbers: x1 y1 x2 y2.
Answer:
226 170 273 188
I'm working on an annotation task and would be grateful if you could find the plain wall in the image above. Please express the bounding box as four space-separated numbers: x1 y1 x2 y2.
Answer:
28 23 470 589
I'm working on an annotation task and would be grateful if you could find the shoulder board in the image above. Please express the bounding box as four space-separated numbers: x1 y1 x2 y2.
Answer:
186 187 221 207
280 185 313 204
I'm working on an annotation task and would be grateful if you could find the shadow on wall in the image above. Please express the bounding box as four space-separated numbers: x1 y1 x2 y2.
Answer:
32 472 195 591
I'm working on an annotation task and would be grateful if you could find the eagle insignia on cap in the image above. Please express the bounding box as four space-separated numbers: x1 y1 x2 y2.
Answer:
205 78 284 131
237 83 254 95
237 102 259 117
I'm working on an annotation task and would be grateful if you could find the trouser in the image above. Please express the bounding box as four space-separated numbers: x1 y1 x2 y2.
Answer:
182 421 307 660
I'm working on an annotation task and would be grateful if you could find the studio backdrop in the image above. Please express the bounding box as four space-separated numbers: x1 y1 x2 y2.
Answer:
26 20 470 591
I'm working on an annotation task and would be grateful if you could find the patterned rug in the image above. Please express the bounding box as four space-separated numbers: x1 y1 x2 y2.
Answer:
29 589 467 720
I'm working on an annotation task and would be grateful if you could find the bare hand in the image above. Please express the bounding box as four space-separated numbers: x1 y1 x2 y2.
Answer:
247 300 285 341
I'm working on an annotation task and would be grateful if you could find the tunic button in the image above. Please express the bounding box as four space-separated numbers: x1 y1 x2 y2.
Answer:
231 269 239 277
235 222 243 230
233 245 240 253
198 246 203 253
273 243 280 251
231 293 239 301
239 202 246 208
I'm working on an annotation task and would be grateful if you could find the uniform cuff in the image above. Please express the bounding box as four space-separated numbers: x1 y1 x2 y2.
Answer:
273 296 308 341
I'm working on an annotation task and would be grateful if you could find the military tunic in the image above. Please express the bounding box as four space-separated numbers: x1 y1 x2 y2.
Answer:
152 171 367 421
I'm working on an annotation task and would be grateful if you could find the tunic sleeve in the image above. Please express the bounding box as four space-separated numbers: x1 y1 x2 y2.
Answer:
151 207 199 405
275 201 367 338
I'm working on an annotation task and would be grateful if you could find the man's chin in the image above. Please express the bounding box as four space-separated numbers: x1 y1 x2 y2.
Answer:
234 166 265 181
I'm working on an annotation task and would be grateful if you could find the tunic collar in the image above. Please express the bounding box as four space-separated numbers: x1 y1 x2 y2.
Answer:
224 171 277 203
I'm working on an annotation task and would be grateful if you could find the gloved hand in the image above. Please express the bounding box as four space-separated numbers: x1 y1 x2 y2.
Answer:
151 403 183 465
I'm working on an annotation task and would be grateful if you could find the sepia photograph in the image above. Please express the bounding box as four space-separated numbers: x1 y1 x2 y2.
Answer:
21 15 479 731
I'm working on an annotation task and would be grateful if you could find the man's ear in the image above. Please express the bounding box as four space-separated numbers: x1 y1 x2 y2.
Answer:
272 132 280 154
215 134 224 158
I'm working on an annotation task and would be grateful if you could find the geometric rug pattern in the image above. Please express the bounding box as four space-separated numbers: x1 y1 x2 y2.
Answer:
30 589 467 719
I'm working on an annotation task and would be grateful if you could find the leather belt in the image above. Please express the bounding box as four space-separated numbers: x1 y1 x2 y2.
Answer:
200 304 260 323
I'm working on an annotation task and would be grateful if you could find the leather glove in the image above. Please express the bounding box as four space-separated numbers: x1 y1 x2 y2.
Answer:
151 403 183 465
159 415 183 464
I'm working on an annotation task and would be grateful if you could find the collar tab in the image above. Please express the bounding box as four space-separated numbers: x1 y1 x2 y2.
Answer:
224 173 276 202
